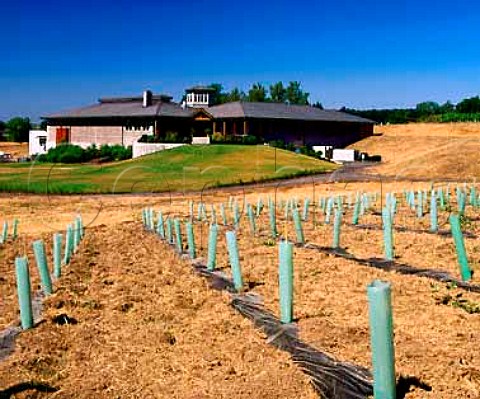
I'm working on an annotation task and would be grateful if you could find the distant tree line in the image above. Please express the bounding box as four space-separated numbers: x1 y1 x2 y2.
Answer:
204 81 323 108
0 117 47 142
344 96 480 124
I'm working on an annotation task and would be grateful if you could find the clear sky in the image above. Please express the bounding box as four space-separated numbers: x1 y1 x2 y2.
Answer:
2 0 480 121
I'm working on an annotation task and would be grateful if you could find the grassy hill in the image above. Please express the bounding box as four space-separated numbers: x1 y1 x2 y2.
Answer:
0 145 337 194
348 122 480 180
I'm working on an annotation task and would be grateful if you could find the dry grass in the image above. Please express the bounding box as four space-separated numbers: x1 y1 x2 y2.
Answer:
0 222 316 398
1 182 480 398
349 122 480 180
162 192 480 399
0 142 28 157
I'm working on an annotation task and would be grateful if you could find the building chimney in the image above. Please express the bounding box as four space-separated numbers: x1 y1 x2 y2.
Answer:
143 90 152 107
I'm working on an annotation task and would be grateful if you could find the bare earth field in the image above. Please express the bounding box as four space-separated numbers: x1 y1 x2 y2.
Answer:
1 182 480 398
1 123 480 398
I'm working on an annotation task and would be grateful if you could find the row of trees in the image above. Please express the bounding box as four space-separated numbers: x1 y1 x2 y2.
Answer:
204 81 321 107
346 96 480 124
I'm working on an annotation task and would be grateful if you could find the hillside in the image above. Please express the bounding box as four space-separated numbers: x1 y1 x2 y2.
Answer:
0 145 336 194
348 122 480 180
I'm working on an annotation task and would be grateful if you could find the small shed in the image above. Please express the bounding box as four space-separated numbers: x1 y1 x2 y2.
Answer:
29 130 54 156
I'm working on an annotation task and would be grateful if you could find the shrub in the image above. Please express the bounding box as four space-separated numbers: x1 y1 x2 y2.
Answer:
269 139 285 148
212 132 224 142
285 143 296 152
100 144 132 161
36 144 132 163
58 145 85 163
211 134 260 145
241 135 258 145
138 134 156 143
164 131 179 143
84 144 99 160
38 144 85 163
299 145 316 157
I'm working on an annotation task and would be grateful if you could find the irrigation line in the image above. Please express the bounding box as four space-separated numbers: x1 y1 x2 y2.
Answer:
149 213 435 397
0 290 44 362
303 243 480 293
193 261 374 399
153 228 374 399
351 223 477 239
0 222 86 362
231 294 373 399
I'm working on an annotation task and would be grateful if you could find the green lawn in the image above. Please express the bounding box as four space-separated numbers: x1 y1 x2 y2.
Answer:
0 145 337 194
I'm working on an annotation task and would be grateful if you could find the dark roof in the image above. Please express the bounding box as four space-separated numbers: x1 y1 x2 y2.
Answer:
44 100 193 120
44 96 374 124
157 102 194 118
99 94 173 103
208 102 375 124
185 85 216 92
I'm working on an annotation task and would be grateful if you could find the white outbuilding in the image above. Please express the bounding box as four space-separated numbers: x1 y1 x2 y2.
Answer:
29 130 55 156
332 149 358 163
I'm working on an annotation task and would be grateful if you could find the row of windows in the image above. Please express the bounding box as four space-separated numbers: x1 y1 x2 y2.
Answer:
125 124 151 131
186 93 209 103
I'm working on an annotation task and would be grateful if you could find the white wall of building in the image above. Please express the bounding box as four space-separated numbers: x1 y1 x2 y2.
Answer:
191 136 210 145
332 149 357 163
132 142 186 158
29 130 55 156
313 145 333 159
186 92 210 108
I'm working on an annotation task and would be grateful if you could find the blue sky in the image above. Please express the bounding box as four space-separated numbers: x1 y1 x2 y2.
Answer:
2 0 480 121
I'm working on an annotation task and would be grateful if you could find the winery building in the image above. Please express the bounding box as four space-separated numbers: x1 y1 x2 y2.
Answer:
40 86 374 153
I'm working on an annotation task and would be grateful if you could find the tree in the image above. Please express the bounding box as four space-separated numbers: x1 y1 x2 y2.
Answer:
269 81 286 103
0 120 5 141
415 101 440 118
40 120 48 130
248 83 268 102
439 101 455 114
5 117 31 142
227 87 246 102
286 81 309 105
208 83 228 105
312 101 324 109
456 96 480 113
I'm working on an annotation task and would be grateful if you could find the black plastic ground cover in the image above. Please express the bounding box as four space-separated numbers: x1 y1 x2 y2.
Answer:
0 291 44 362
351 223 477 239
231 293 373 399
188 260 374 399
304 243 480 293
159 227 433 398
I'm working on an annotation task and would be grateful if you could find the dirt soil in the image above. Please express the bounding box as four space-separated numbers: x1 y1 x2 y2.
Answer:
1 173 480 396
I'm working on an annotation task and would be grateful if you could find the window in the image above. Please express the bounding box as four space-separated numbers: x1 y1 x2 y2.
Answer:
38 136 47 146
125 123 151 131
